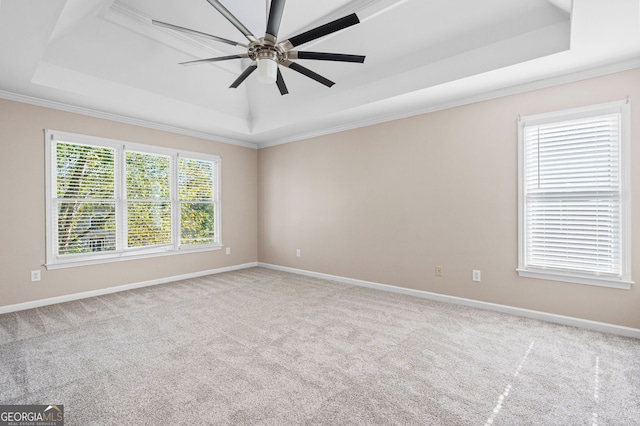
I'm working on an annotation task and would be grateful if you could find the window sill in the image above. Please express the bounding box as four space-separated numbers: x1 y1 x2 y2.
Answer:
517 268 633 290
45 244 222 270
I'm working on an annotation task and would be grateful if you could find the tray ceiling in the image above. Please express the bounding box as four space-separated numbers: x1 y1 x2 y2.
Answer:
0 0 638 147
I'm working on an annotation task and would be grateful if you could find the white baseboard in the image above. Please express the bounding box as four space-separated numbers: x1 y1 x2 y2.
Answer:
4 261 638 339
258 263 640 340
0 262 258 315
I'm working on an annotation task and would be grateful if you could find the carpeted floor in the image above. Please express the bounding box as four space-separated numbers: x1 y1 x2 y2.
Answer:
1 267 639 425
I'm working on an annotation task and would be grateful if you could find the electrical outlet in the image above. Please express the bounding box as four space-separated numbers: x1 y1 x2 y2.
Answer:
472 270 481 282
31 270 41 282
435 266 443 277
225 247 231 255
296 249 301 257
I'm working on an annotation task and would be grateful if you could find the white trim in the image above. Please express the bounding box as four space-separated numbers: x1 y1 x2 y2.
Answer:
45 129 223 268
258 59 640 148
0 262 258 315
44 129 55 268
258 263 640 340
517 100 632 288
519 99 629 125
516 269 633 290
1 62 638 150
620 98 633 283
0 90 258 150
44 244 223 270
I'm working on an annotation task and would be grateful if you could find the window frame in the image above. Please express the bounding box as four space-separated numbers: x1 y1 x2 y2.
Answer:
517 100 632 289
45 130 222 270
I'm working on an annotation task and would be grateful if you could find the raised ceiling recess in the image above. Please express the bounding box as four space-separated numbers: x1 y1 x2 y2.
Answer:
0 0 638 146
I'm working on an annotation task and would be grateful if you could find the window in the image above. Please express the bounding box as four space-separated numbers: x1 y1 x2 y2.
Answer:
45 130 221 268
517 100 632 289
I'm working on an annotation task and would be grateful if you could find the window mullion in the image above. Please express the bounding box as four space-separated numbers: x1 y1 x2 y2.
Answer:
44 130 221 269
172 153 180 250
117 145 126 253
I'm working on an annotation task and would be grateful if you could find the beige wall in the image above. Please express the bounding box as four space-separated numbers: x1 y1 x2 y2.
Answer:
258 68 640 329
2 68 638 329
0 99 257 307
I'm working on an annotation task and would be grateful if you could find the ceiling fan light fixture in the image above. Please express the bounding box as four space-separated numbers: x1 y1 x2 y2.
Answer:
155 1 365 94
257 57 278 84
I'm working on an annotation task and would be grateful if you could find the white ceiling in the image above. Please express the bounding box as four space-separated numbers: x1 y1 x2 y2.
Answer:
0 0 639 148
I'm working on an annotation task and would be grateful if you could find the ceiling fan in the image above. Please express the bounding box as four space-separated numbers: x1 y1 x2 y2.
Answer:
152 0 365 95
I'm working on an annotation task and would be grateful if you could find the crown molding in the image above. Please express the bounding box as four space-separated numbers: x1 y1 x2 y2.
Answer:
0 90 258 149
257 58 640 149
2 59 637 151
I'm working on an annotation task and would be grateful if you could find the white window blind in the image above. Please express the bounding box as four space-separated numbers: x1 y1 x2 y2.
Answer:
54 142 117 255
125 151 172 249
518 100 632 289
45 130 222 269
178 157 216 245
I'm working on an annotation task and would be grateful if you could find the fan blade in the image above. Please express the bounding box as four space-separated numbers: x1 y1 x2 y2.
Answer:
276 68 289 95
292 51 365 63
266 0 286 41
152 20 248 48
205 0 258 42
284 61 334 87
285 13 360 48
180 54 248 66
230 64 257 88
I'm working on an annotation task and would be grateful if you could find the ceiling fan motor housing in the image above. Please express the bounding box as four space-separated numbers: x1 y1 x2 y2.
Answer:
153 0 365 94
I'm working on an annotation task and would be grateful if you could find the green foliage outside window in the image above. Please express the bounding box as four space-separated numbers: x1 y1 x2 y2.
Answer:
179 158 215 245
54 141 218 257
56 142 116 254
126 151 171 248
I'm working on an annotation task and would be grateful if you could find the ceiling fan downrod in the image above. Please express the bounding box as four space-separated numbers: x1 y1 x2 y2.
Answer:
153 0 366 95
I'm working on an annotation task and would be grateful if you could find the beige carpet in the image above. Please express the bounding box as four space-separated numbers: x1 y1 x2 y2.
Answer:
1 267 639 425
